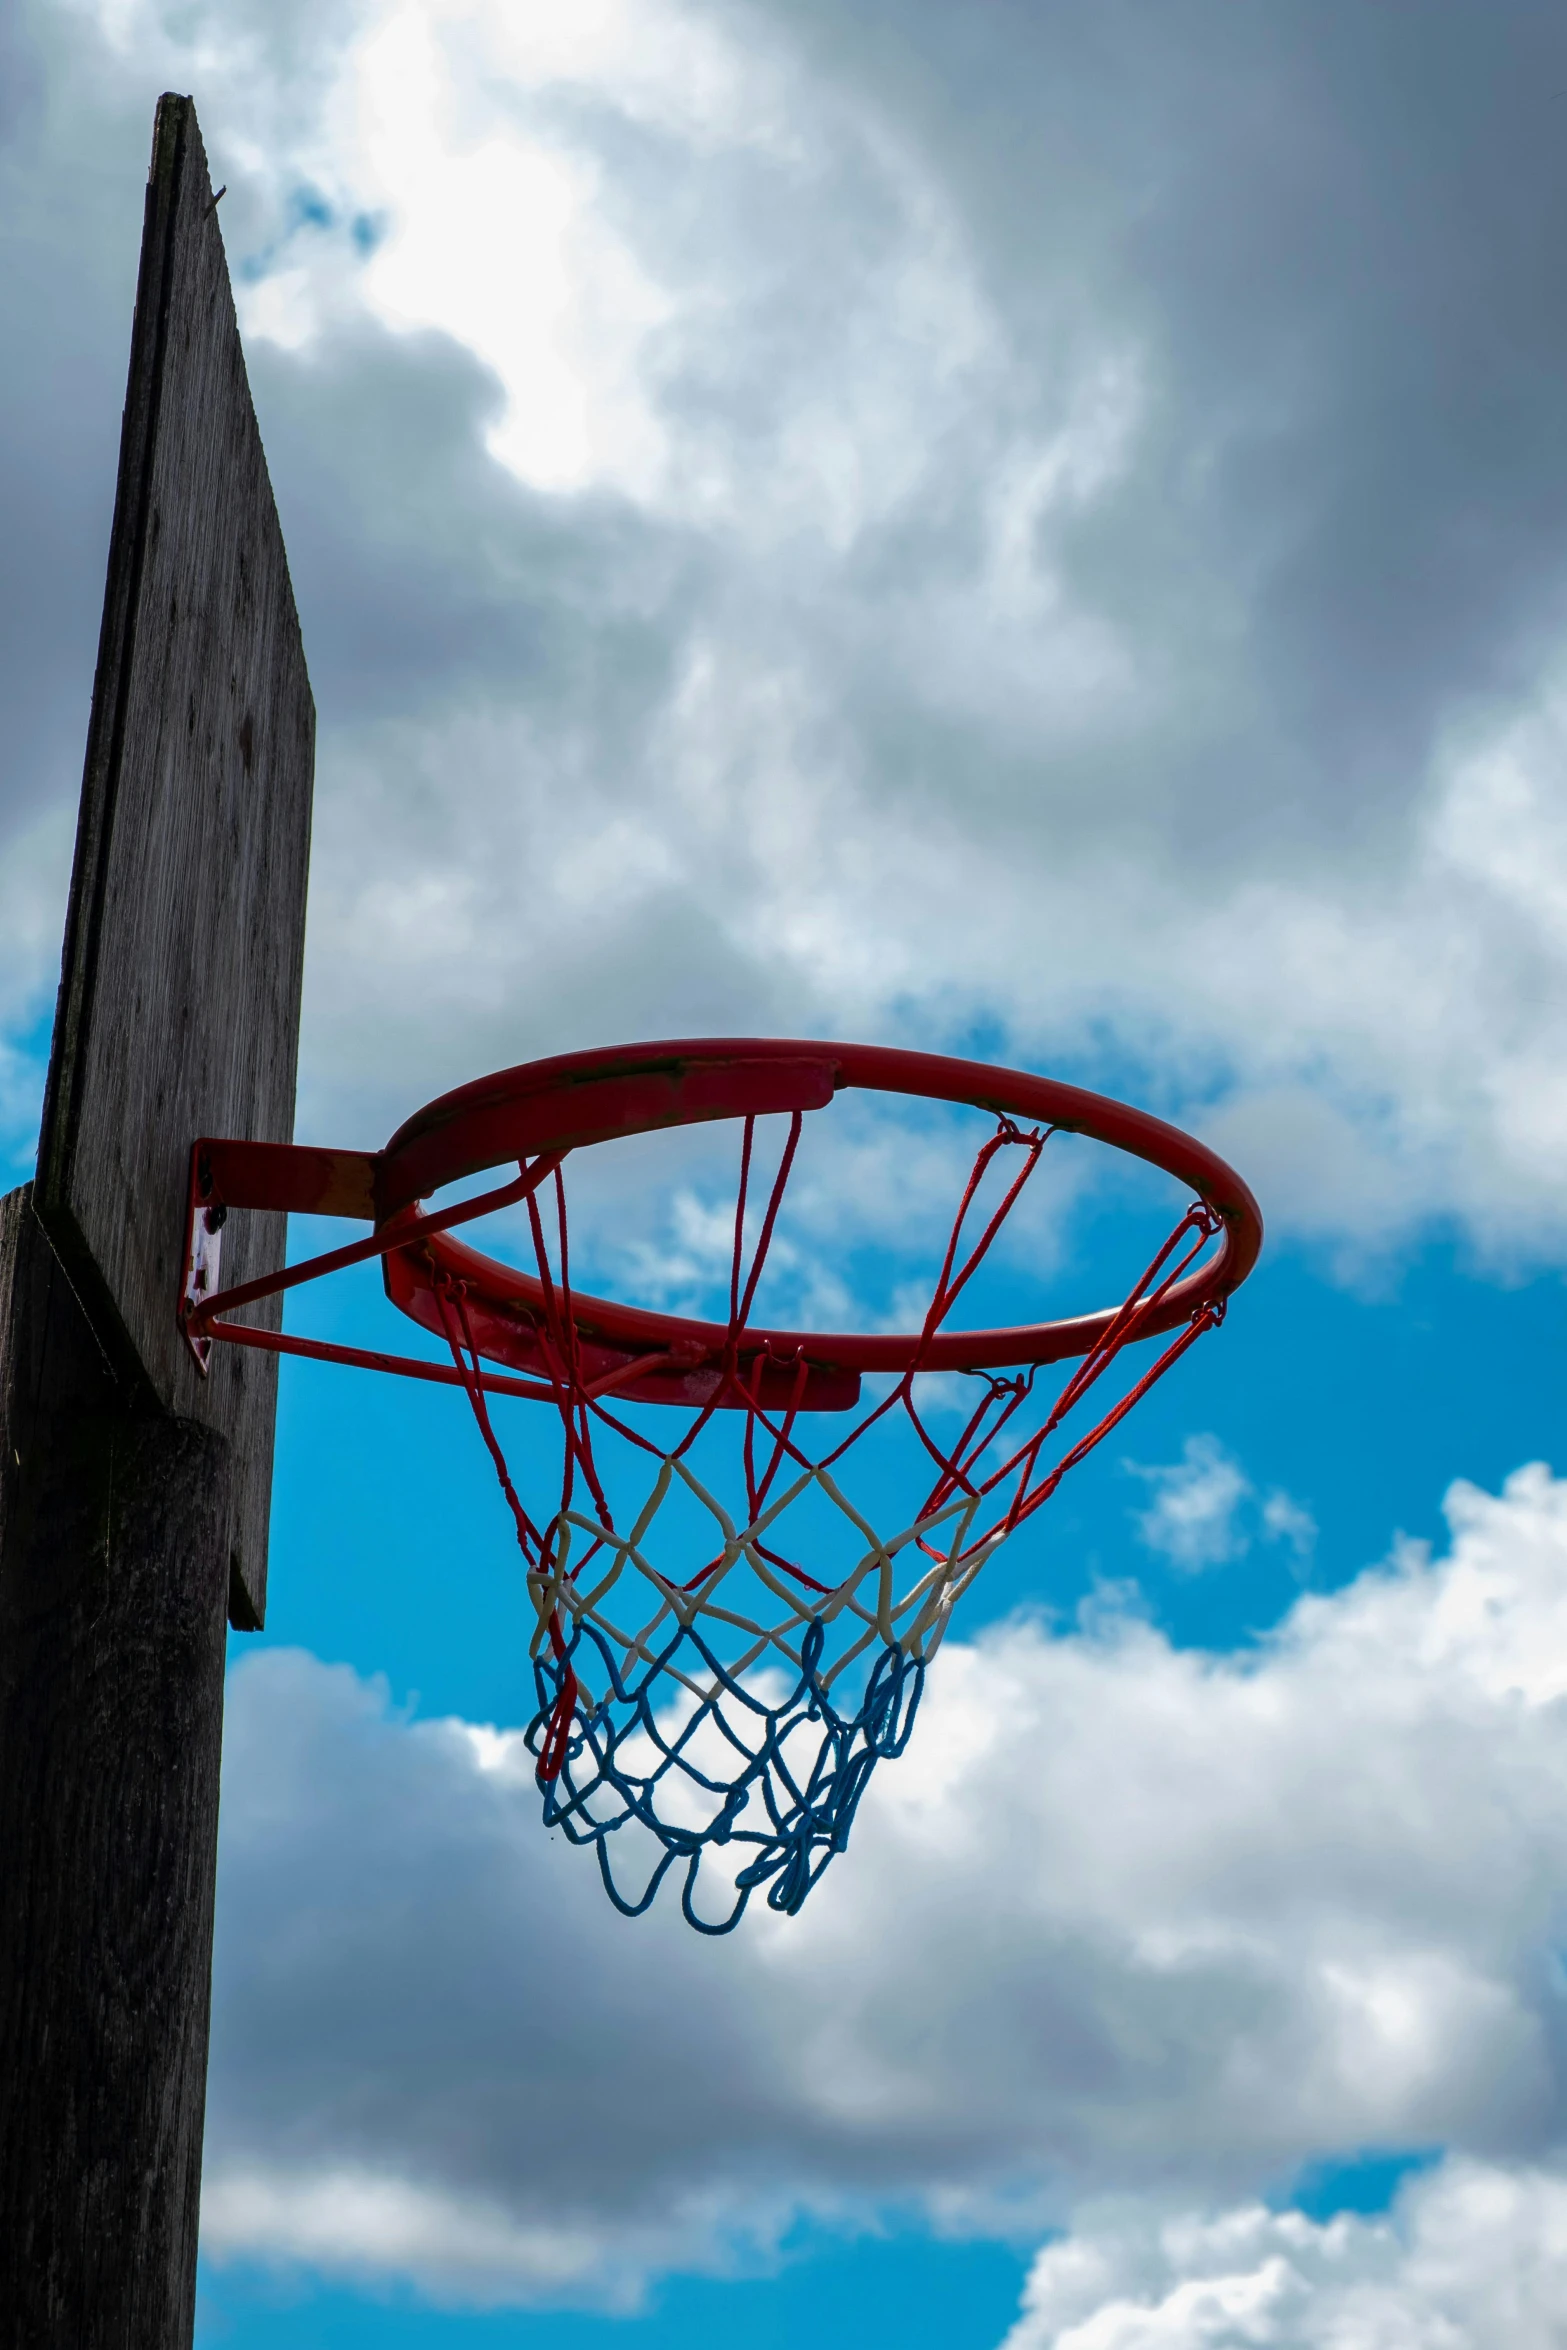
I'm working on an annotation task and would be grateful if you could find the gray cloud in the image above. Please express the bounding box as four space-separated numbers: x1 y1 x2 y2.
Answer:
7 0 1567 1248
760 1 1567 829
205 1464 1567 2304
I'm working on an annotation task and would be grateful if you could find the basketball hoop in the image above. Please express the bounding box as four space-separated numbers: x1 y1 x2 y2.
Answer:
180 1038 1262 1931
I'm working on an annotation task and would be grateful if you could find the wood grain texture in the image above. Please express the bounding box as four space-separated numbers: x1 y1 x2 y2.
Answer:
35 92 314 1627
0 1185 232 2347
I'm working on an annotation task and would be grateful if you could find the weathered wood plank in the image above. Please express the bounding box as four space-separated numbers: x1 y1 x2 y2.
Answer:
35 92 315 1627
0 1183 232 2346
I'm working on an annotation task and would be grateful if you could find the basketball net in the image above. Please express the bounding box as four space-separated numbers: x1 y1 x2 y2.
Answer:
427 1112 1224 1934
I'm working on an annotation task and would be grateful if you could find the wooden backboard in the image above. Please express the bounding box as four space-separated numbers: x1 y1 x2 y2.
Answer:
35 95 314 1628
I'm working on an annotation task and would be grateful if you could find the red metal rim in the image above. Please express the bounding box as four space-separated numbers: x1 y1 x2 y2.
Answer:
377 1038 1263 1377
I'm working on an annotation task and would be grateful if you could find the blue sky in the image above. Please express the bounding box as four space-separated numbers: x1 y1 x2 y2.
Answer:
7 2 1567 2342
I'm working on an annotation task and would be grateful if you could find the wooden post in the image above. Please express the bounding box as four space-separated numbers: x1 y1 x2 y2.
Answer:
0 95 313 2345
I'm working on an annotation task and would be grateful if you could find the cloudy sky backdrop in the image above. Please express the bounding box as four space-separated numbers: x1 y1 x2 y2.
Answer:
6 1 1567 2343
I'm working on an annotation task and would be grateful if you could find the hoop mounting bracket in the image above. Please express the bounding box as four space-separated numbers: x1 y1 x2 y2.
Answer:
178 1137 381 1373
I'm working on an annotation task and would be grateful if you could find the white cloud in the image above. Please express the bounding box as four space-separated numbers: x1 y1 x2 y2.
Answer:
75 0 994 527
345 2 675 496
205 1462 1567 2304
1126 1437 1314 1573
200 2166 634 2306
1000 2158 1567 2349
1261 1489 1317 1562
1127 1436 1252 1570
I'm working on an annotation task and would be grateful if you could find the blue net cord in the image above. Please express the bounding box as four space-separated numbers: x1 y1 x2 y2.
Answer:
432 1119 1226 1930
529 1614 924 1935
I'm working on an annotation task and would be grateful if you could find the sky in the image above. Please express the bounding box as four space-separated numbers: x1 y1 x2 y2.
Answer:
5 0 1567 2342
